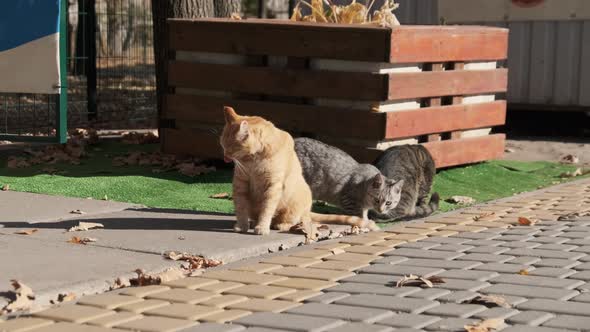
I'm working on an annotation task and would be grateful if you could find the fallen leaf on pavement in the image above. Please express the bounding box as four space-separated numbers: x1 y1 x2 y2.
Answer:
395 275 444 288
1 280 35 314
1 184 9 191
121 131 159 145
289 222 319 243
14 229 38 235
465 295 511 308
558 211 590 221
50 293 76 304
518 269 529 275
504 148 515 153
163 251 223 271
473 212 495 221
67 222 104 232
69 209 85 215
109 277 130 291
464 318 504 332
560 154 579 164
129 268 185 286
68 236 97 245
210 192 230 199
446 196 475 205
518 217 537 226
331 248 346 255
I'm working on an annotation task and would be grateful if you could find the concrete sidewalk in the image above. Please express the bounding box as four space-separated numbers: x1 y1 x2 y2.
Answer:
0 191 347 307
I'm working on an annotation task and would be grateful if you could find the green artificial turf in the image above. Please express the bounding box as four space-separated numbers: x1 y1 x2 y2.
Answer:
0 142 584 216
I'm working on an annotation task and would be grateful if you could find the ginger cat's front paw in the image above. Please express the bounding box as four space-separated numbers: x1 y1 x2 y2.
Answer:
363 219 380 232
254 225 271 235
233 221 249 233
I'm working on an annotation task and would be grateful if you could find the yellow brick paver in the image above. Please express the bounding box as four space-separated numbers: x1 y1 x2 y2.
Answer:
114 316 197 332
314 242 350 250
405 222 447 230
307 260 368 271
226 284 296 299
199 309 252 323
145 289 218 304
143 303 223 320
227 298 301 313
199 294 248 308
0 318 54 332
33 322 117 332
34 304 115 323
271 266 354 281
117 299 170 313
386 227 436 235
383 233 426 242
444 225 488 233
325 252 379 263
197 281 244 293
86 311 142 328
120 285 170 297
339 236 385 246
271 277 337 291
425 230 458 237
201 270 287 285
289 249 334 259
77 294 143 310
372 239 407 247
277 290 322 302
230 263 283 273
341 246 392 256
161 277 219 289
260 256 321 267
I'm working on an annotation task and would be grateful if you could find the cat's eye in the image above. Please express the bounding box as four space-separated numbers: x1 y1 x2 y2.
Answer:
386 201 392 206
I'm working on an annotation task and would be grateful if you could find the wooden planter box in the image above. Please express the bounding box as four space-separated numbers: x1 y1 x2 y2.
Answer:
161 18 509 168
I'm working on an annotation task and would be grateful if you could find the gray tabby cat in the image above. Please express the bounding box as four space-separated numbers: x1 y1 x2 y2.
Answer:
294 137 404 220
370 144 439 221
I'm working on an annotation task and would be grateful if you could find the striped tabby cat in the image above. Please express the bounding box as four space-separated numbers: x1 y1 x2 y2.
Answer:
370 145 440 221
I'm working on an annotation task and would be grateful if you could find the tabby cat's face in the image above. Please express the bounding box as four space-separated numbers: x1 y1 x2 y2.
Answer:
369 175 404 214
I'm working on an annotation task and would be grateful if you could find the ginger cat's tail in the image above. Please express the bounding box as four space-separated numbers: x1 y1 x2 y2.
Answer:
310 212 380 231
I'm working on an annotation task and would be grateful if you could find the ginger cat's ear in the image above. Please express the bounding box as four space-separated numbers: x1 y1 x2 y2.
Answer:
237 120 249 140
223 106 239 123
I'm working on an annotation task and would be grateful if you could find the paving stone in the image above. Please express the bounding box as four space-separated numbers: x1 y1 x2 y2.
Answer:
396 242 441 250
430 244 474 252
77 294 143 309
0 318 54 332
425 217 472 225
489 274 585 289
382 234 428 242
162 277 220 290
235 312 345 332
305 292 350 304
231 264 283 273
271 278 337 291
146 289 218 304
565 239 590 246
228 299 301 313
435 279 490 292
503 228 541 236
199 295 248 308
452 232 499 240
423 303 487 318
528 237 569 244
473 263 534 273
557 231 590 239
536 244 578 251
472 307 518 320
381 248 464 260
386 227 436 235
498 326 566 332
199 282 245 293
499 241 541 249
198 310 252 324
287 303 394 323
481 283 579 300
314 243 350 251
463 240 505 247
34 304 115 323
421 237 470 244
369 256 409 265
534 259 581 269
436 291 480 304
405 288 451 300
325 252 380 263
372 239 408 247
335 294 438 313
278 290 322 302
465 246 510 254
444 225 488 233
307 260 368 271
569 271 590 281
202 271 287 285
120 285 171 297
392 258 482 270
424 318 480 331
32 322 118 332
117 299 171 313
571 293 590 303
115 316 197 332
324 322 393 332
180 322 246 331
507 311 555 326
291 250 333 260
341 245 392 255
528 267 576 278
542 314 590 330
406 222 447 230
226 284 296 299
433 269 499 281
327 282 420 296
144 303 223 320
427 230 459 237
573 262 590 270
376 313 441 329
359 264 443 277
508 256 542 265
456 253 515 263
270 267 353 281
261 256 321 267
86 311 142 328
341 273 394 285
339 236 385 246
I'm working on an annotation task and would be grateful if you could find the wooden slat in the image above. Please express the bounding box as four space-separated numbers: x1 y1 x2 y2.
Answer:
388 69 508 100
165 94 386 140
390 26 509 63
161 128 221 158
168 18 391 62
423 134 505 168
168 61 387 100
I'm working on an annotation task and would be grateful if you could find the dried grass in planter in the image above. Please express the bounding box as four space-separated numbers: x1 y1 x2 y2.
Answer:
291 0 400 27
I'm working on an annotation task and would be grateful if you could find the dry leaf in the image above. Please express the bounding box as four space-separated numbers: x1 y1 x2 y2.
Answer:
14 229 38 235
129 268 185 286
230 12 241 20
395 274 443 288
289 222 319 243
2 184 9 191
518 269 529 275
446 196 476 205
558 211 590 221
210 192 230 199
331 248 346 255
109 277 130 291
473 212 495 221
67 222 104 232
163 251 222 271
464 318 504 332
560 154 579 164
121 131 159 145
504 148 515 153
69 209 85 215
1 280 35 314
517 217 537 226
68 236 97 245
50 293 76 304
465 295 511 308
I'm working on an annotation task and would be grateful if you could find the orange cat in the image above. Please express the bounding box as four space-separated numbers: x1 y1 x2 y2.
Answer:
220 106 379 235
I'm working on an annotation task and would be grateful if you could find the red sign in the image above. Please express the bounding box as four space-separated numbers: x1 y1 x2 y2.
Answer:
511 0 545 7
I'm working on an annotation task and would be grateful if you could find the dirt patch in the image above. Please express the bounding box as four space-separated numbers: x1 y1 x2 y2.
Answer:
504 137 590 165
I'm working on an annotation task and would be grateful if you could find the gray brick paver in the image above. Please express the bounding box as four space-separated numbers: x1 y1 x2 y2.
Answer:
463 240 505 247
557 231 590 239
376 313 441 329
571 293 590 303
517 299 590 316
472 263 532 273
429 244 474 252
436 279 490 292
325 282 420 296
180 323 246 332
542 314 590 330
287 303 394 323
489 274 585 289
528 267 576 278
423 303 487 318
324 323 393 332
455 253 515 263
381 248 464 260
573 262 590 270
504 248 586 260
437 291 479 303
499 241 542 249
472 307 518 320
421 237 470 244
359 264 444 277
235 312 345 332
536 244 578 251
391 258 482 270
397 242 441 250
465 246 511 254
452 232 500 240
568 270 590 281
305 292 350 304
507 311 555 326
481 283 579 300
507 256 542 265
424 317 480 331
335 294 439 313
534 259 581 269
528 236 569 244
405 288 451 300
433 269 499 281
502 326 575 332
